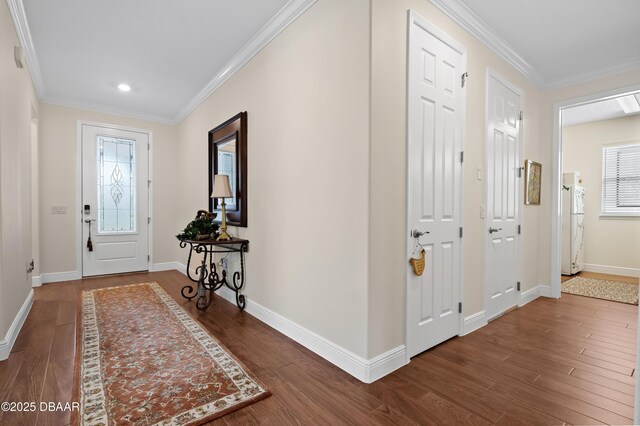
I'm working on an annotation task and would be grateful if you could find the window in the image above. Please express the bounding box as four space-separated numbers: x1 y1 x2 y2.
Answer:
97 136 137 232
602 143 640 216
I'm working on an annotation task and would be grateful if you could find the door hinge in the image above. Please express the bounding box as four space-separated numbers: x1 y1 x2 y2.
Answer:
459 227 463 238
147 143 150 150
517 167 522 178
519 110 523 121
148 179 151 187
517 281 521 291
461 72 468 88
458 302 462 314
517 224 521 234
460 151 464 163
147 217 151 224
148 254 150 262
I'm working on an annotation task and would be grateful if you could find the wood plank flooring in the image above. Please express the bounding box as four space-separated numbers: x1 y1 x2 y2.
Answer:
0 270 636 425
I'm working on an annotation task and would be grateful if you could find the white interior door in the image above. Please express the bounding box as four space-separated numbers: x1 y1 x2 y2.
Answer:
82 124 149 276
407 12 465 359
485 72 522 320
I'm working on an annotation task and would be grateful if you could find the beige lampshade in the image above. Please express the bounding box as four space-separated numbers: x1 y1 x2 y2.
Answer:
211 174 232 198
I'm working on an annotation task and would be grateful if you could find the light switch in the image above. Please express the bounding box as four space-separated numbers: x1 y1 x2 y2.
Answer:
477 166 483 181
480 204 485 219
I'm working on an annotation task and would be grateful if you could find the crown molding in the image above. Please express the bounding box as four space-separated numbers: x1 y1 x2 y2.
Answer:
544 57 640 91
9 0 317 126
174 0 318 123
428 0 640 91
6 0 46 97
428 0 546 89
41 97 177 125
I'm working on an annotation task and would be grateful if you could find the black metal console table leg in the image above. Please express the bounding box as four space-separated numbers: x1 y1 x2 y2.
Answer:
179 238 249 311
195 254 212 310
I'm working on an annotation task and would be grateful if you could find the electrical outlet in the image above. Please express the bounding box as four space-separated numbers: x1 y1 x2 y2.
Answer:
480 204 485 219
51 206 67 214
221 258 228 271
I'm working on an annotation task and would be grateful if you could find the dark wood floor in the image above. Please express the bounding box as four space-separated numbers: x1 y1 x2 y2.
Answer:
0 270 637 425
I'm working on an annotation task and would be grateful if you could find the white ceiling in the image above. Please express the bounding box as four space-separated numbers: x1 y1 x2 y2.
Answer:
11 0 640 124
13 0 317 123
562 92 640 127
437 0 640 89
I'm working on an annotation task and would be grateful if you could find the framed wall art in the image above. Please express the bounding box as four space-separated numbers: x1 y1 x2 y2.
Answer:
524 159 542 205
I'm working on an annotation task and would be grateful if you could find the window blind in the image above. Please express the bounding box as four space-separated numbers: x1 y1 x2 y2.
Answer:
602 143 640 215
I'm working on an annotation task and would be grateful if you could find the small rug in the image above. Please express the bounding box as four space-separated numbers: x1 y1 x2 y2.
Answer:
562 276 639 305
74 282 270 425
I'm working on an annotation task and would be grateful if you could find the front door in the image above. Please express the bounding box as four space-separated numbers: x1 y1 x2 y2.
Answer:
485 72 522 320
81 124 149 276
406 12 466 358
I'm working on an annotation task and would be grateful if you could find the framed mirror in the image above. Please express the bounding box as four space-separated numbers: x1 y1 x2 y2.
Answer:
208 111 247 227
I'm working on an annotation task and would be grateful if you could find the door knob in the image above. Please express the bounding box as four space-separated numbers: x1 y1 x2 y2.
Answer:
488 227 502 233
412 229 430 238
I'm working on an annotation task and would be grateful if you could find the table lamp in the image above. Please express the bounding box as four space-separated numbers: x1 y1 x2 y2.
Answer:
211 174 232 241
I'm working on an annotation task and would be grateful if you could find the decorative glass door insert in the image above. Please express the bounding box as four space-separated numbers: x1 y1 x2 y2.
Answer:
97 136 136 233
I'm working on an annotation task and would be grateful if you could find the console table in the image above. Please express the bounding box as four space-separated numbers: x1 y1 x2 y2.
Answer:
179 237 249 310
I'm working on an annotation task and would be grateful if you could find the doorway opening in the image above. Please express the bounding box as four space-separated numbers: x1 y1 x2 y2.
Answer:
559 91 640 303
552 85 640 302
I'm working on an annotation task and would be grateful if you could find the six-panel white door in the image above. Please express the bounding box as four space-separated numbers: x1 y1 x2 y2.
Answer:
82 124 149 276
407 12 465 358
485 72 522 320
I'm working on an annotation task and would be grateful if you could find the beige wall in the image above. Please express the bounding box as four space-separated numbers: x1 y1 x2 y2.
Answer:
0 1 38 339
38 104 180 275
368 0 546 356
563 116 640 270
177 0 371 357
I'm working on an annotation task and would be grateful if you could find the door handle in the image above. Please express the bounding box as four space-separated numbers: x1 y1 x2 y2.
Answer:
412 229 430 238
488 227 502 234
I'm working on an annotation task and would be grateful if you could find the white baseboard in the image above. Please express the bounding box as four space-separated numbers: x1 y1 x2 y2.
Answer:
151 262 184 272
583 263 640 279
39 270 82 284
539 285 552 297
36 262 188 284
215 286 406 383
519 286 540 306
175 263 407 383
461 311 487 335
0 289 34 360
518 284 552 307
32 275 42 287
365 345 408 383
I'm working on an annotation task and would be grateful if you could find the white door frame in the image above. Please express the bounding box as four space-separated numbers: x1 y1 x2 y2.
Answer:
550 83 640 298
484 69 524 319
404 10 466 362
76 120 153 276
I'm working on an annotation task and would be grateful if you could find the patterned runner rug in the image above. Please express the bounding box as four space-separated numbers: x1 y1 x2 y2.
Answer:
562 276 639 305
74 282 270 425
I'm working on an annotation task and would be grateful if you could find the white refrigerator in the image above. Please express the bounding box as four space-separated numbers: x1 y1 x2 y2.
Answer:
561 184 585 275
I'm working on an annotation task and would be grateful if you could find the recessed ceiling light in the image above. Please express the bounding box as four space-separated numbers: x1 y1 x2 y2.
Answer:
117 83 131 92
617 94 640 114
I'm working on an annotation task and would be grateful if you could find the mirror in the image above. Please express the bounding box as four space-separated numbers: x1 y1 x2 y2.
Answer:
208 112 247 227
